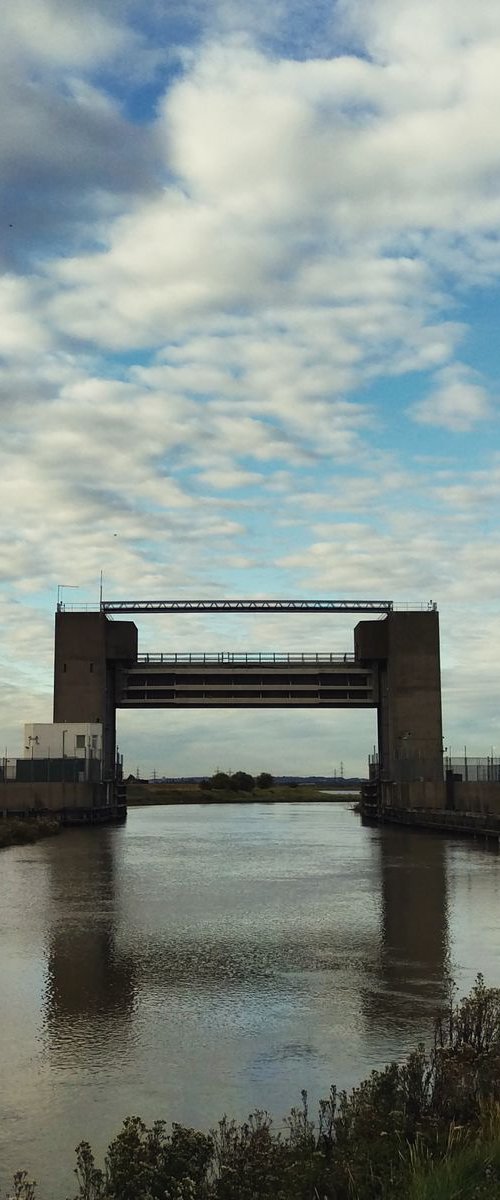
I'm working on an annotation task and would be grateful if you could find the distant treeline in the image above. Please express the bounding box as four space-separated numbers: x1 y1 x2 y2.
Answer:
201 770 274 792
129 774 364 786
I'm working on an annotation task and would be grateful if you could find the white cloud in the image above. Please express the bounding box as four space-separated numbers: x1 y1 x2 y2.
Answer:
1 0 500 770
159 35 500 241
409 364 493 431
0 277 50 356
0 2 160 270
338 0 500 64
0 0 135 69
276 508 500 605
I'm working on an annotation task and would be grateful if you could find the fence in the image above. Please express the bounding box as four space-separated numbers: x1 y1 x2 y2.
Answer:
444 756 500 783
0 757 102 784
368 752 500 784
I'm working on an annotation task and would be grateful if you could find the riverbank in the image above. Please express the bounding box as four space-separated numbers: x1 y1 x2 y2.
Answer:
10 976 500 1200
126 780 360 805
0 816 61 849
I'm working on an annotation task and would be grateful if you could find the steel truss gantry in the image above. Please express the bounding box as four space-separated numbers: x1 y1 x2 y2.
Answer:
101 599 394 614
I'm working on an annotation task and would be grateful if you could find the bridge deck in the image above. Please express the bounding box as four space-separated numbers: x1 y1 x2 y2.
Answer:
118 655 377 708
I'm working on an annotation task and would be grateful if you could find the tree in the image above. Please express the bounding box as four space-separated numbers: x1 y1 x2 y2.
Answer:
231 771 255 792
211 771 233 791
256 772 274 790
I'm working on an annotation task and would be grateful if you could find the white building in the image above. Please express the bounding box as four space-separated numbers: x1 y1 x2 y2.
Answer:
23 722 103 761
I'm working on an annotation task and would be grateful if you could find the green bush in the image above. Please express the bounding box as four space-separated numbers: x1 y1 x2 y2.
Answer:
202 771 255 793
210 772 234 791
230 771 254 793
256 773 274 789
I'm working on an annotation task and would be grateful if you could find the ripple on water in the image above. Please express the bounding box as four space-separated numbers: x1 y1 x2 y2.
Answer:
1 804 500 1199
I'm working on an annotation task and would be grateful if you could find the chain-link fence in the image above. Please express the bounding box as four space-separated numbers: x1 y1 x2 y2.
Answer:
444 756 500 783
368 752 500 784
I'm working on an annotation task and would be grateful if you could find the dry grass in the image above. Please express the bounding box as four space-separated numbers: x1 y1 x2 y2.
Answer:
0 817 60 849
125 781 350 805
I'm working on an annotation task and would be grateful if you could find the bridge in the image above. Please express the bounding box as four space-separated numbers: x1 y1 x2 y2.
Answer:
53 600 443 794
100 599 394 614
120 652 375 708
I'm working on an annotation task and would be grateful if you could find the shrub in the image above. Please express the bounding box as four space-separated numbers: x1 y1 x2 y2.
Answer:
68 1119 213 1200
256 773 274 790
210 772 234 791
230 771 254 793
0 818 60 849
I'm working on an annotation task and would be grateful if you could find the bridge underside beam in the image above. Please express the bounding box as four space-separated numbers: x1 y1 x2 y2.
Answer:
118 699 376 708
117 661 377 708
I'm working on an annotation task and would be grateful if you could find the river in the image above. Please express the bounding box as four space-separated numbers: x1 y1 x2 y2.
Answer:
1 801 500 1197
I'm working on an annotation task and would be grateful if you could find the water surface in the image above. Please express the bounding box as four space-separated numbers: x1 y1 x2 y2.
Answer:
1 802 500 1196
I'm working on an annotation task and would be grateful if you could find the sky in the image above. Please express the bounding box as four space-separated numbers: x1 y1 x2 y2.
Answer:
1 0 499 776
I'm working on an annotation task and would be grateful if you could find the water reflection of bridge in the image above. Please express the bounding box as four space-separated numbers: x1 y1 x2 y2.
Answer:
361 827 449 1035
43 816 449 1054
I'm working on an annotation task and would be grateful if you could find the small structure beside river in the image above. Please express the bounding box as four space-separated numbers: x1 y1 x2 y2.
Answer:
361 754 500 840
0 721 125 825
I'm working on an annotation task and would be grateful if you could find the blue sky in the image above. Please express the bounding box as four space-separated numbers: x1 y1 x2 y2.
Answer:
1 0 499 774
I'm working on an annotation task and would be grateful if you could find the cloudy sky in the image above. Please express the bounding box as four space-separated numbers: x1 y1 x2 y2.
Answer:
2 0 499 776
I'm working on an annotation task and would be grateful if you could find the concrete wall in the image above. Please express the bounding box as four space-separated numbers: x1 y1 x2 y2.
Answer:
454 781 500 814
386 611 443 782
53 612 108 725
0 781 103 813
53 613 138 774
354 617 388 662
24 722 102 760
355 611 443 783
381 780 446 810
381 779 500 815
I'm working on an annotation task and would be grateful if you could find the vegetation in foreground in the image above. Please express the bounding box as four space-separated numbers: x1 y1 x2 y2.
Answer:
127 771 358 805
8 976 500 1199
0 816 60 849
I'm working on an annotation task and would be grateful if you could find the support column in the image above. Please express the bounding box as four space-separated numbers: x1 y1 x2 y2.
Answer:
355 610 443 786
53 612 138 777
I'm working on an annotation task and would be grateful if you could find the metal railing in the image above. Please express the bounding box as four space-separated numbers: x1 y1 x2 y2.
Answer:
56 603 101 612
393 602 438 612
134 651 357 665
56 599 438 615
